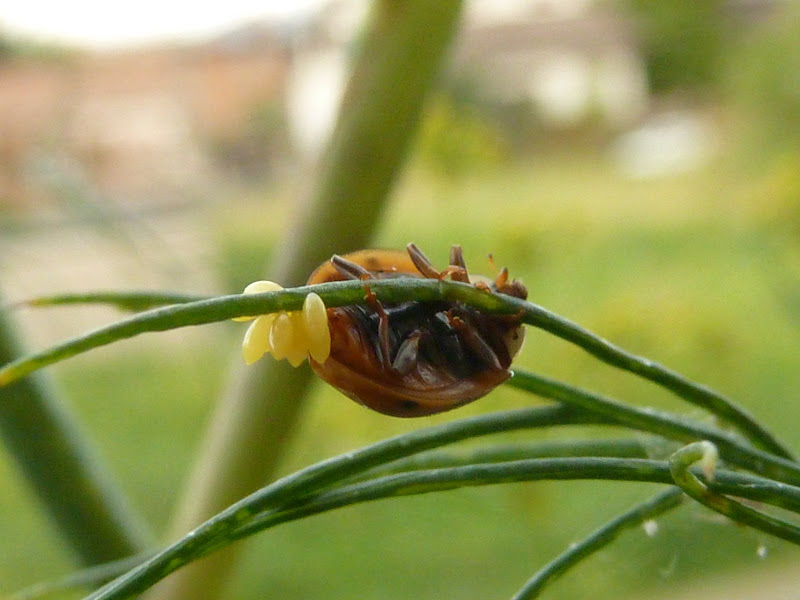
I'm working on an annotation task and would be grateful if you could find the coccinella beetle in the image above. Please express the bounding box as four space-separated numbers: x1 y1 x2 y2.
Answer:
306 243 527 417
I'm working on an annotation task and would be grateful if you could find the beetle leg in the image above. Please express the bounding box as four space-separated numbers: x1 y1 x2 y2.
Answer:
331 254 374 281
392 330 422 375
429 311 470 376
448 245 470 283
406 243 442 279
363 282 394 371
407 243 469 282
448 313 503 371
493 308 526 324
479 317 513 366
497 278 528 300
439 265 469 282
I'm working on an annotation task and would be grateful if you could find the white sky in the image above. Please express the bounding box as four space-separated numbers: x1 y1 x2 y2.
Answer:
0 0 325 48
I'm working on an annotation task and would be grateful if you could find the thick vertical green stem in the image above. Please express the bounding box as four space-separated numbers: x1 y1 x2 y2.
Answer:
150 2 465 599
0 307 152 565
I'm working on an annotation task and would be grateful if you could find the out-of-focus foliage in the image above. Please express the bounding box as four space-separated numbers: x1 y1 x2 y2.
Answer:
0 30 76 62
413 91 605 178
725 5 800 156
215 222 278 292
722 3 800 280
414 94 509 177
624 0 727 93
752 152 800 237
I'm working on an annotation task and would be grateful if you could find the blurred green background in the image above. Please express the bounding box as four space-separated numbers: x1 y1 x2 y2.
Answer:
2 1 800 599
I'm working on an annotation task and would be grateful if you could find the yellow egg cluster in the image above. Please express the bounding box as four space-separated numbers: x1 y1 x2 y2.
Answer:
235 281 331 367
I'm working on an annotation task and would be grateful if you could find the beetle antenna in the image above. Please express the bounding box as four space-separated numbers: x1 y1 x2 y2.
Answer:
487 253 498 275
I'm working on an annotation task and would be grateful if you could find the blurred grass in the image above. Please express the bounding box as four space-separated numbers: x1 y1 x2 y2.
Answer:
3 148 800 599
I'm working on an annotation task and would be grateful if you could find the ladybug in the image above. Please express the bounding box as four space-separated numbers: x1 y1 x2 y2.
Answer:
306 243 527 417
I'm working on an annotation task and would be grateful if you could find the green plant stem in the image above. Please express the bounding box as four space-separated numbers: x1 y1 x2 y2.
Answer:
85 456 800 600
0 307 152 567
232 460 800 541
510 488 686 600
0 280 505 385
670 442 800 544
85 424 800 600
183 405 609 522
8 552 156 600
508 369 800 486
363 437 658 478
83 406 601 599
11 438 646 600
2 276 789 460
151 3 467 600
10 291 210 312
516 307 795 462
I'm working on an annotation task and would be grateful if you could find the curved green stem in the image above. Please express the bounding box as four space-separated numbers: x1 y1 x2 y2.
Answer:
508 370 800 485
518 305 794 460
8 552 156 600
86 453 800 600
11 291 210 312
162 404 608 515
670 442 800 545
1 277 790 459
12 438 646 600
365 438 657 478
78 407 603 600
510 488 686 600
0 280 473 386
232 460 800 541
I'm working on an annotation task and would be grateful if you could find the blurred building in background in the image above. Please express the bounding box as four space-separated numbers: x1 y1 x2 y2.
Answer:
287 0 648 159
0 26 290 209
0 0 653 210
458 0 647 127
0 0 791 209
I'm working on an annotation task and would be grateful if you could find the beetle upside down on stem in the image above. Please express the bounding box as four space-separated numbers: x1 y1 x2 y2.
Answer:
237 243 528 417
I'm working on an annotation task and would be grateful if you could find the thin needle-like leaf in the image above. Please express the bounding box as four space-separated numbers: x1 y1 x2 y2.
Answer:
0 278 790 459
85 457 800 600
507 370 800 485
511 488 685 599
670 442 800 545
8 552 155 600
11 291 209 312
79 406 604 599
366 438 658 478
10 438 650 600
